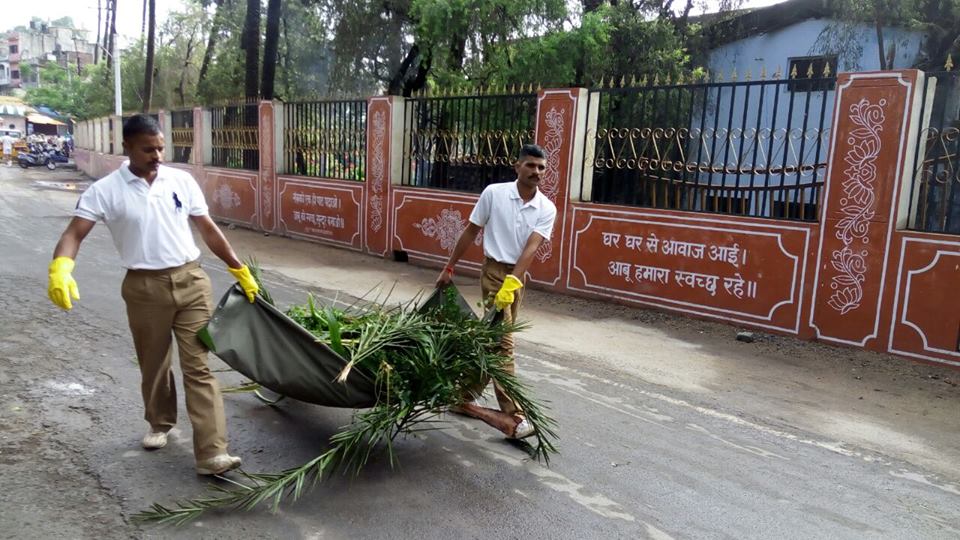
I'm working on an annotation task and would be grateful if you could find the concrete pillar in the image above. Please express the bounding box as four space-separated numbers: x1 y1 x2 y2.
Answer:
191 107 203 166
273 101 285 176
258 100 279 232
159 110 173 162
578 91 601 204
100 118 109 154
527 88 588 288
810 70 925 348
197 107 212 167
364 96 405 257
111 115 123 155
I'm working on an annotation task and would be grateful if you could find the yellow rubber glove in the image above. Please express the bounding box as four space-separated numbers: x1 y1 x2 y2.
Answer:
48 256 80 310
494 274 524 311
228 264 259 303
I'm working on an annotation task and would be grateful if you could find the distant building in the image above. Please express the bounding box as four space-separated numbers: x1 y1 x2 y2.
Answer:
0 96 31 135
1 19 97 94
702 0 925 80
688 0 927 217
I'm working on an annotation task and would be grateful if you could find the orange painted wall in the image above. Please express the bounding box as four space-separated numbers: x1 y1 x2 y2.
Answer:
564 205 816 335
198 168 259 228
391 187 485 271
886 232 960 367
277 175 364 251
74 76 960 369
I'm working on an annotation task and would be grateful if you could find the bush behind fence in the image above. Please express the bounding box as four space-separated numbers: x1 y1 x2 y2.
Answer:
283 99 367 181
210 103 259 171
402 93 539 194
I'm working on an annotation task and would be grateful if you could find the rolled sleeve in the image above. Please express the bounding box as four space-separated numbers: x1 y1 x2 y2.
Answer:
74 185 105 222
185 175 209 216
533 206 557 240
469 186 493 227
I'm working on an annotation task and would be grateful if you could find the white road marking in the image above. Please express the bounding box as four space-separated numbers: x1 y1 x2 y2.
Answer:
644 523 677 540
889 470 960 497
523 354 871 458
440 419 637 523
685 423 789 461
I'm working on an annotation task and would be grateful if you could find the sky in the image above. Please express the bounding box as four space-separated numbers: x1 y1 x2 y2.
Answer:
5 0 791 46
4 0 186 46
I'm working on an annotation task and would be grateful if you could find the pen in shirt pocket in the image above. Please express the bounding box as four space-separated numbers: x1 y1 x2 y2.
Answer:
172 192 183 212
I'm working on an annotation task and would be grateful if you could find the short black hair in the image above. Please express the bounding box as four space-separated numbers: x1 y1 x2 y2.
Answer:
123 114 161 140
518 143 547 161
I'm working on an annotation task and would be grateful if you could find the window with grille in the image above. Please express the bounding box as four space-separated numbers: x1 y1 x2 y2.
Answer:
787 55 837 92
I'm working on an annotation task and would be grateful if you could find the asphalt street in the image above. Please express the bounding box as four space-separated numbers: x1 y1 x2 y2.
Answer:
1 165 958 539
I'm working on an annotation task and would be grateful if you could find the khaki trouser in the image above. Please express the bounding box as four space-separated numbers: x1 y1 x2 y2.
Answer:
466 257 525 417
121 260 228 462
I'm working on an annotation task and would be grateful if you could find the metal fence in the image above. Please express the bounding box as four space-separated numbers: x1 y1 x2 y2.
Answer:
284 100 366 180
584 75 836 221
210 103 259 170
170 109 193 164
402 92 538 193
908 71 960 234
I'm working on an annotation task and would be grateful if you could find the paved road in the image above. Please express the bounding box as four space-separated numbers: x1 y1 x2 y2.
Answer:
1 166 958 539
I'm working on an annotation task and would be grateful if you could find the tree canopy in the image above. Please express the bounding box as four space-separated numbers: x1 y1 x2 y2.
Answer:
21 0 958 120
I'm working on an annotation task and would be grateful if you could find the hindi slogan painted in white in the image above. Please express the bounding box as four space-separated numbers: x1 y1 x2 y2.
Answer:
292 192 342 209
602 230 758 299
293 211 346 229
290 191 348 235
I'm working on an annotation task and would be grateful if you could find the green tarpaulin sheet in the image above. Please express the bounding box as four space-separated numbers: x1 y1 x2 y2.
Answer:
198 284 480 408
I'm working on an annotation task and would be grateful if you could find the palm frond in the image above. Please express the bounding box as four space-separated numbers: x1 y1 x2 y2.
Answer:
244 256 274 306
221 381 261 394
137 281 558 525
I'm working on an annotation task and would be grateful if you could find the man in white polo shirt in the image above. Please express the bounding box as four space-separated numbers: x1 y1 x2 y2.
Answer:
436 144 557 439
47 114 260 475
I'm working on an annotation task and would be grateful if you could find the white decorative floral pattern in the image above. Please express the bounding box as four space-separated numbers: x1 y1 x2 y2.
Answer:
259 108 273 220
214 184 241 210
828 98 886 314
415 208 469 253
369 111 386 233
535 105 565 263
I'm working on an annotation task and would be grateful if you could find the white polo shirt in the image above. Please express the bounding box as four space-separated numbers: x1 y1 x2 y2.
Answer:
469 180 557 265
75 162 208 270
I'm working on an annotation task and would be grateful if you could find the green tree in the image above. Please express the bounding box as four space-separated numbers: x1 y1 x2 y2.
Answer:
25 64 101 119
816 0 960 71
241 0 261 98
261 0 283 99
144 0 157 111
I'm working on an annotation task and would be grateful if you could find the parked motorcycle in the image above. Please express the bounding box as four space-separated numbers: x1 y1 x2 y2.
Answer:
17 143 59 170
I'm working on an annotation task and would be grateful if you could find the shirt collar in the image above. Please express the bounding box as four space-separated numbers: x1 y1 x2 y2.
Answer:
510 180 541 208
120 161 163 184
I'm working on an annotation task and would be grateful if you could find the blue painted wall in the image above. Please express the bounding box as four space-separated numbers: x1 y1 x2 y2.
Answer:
706 18 925 77
683 18 925 217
